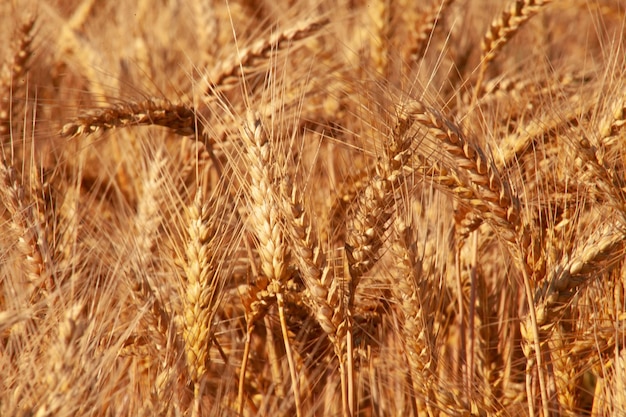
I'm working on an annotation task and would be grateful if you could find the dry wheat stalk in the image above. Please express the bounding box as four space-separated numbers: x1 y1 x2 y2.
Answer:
60 98 198 138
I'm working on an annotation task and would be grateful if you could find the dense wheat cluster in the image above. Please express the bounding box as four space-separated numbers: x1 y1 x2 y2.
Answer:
2 0 626 416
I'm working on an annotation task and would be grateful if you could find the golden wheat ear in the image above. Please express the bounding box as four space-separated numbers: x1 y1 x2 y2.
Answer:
60 98 199 138
404 0 455 63
405 99 520 244
0 159 54 298
0 14 36 140
238 110 304 416
179 191 228 417
474 0 553 100
389 218 441 416
203 16 329 94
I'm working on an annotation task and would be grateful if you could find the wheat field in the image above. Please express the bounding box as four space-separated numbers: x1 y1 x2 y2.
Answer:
1 0 626 416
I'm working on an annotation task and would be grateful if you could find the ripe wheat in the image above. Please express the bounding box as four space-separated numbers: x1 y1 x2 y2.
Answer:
2 1 626 417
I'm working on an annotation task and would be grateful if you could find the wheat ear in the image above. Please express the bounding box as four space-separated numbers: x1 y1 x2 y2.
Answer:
205 16 329 92
47 1 116 102
1 159 53 298
533 218 626 330
181 192 222 417
344 100 419 289
406 0 455 61
280 176 336 335
191 0 217 69
390 219 439 416
60 98 198 138
599 87 626 140
494 96 592 171
239 110 301 417
405 99 520 243
519 219 624 417
522 215 624 415
474 0 553 100
339 101 419 416
113 149 184 394
0 14 36 138
328 168 370 245
367 0 389 75
34 303 88 417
